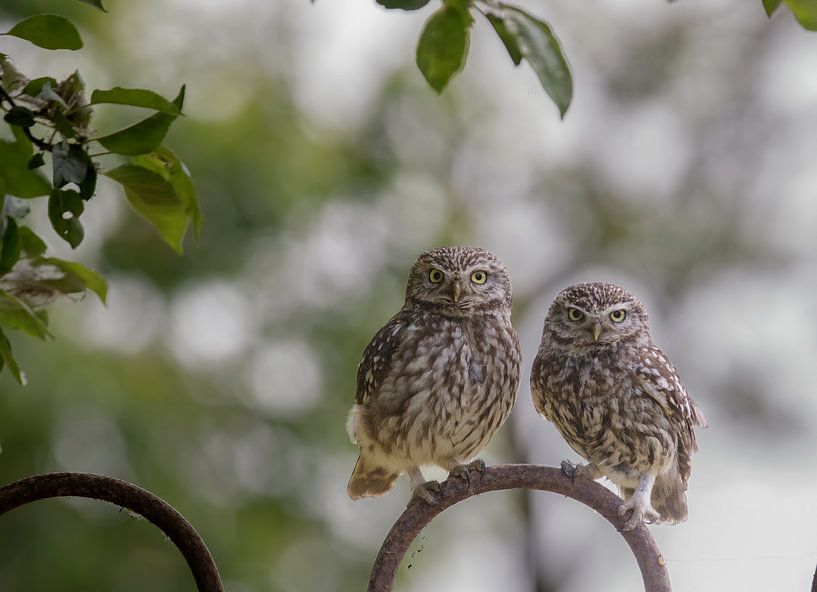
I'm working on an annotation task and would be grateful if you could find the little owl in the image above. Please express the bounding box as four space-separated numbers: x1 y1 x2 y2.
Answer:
530 282 706 530
347 246 521 504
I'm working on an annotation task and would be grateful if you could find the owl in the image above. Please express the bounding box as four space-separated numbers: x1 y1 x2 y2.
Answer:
346 246 522 504
530 282 706 530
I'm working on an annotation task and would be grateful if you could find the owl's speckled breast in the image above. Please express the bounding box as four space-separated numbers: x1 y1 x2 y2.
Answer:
534 344 676 485
370 311 520 467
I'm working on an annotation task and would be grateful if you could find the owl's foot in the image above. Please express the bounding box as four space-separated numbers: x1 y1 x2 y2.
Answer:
618 498 660 531
412 480 442 505
449 459 487 483
468 458 487 473
560 460 602 484
407 466 441 505
618 474 659 531
449 465 470 482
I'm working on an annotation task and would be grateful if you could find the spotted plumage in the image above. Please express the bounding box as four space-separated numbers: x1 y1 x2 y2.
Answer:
347 246 521 503
530 282 706 530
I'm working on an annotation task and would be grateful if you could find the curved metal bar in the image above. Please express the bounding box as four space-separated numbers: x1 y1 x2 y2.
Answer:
367 463 671 592
0 472 223 592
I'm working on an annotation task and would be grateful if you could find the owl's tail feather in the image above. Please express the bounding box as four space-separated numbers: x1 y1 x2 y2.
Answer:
651 470 688 524
347 454 400 500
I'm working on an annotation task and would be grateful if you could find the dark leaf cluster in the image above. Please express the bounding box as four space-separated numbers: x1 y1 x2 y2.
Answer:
0 0 198 384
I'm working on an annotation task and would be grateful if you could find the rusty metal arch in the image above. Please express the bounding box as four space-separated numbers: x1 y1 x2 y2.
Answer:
368 464 671 592
0 472 223 592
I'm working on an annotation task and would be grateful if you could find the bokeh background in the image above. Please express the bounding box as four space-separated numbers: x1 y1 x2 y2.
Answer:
2 0 817 590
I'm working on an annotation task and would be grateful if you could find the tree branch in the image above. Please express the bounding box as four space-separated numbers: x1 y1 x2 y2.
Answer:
0 472 223 592
368 464 671 592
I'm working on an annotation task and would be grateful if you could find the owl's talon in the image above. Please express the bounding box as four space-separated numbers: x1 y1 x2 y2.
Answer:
467 459 486 474
619 505 642 531
412 480 442 505
449 465 470 483
619 515 638 532
561 460 578 483
425 480 442 494
561 460 600 484
449 459 486 484
617 487 659 531
620 507 651 532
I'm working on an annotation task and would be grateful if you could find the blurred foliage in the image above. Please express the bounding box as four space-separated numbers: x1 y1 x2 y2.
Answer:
1 0 199 384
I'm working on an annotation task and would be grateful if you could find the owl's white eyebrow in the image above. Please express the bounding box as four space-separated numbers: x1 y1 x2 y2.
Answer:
566 305 589 314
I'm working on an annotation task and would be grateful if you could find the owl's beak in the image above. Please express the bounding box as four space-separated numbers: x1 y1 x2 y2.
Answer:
592 323 602 342
452 283 462 303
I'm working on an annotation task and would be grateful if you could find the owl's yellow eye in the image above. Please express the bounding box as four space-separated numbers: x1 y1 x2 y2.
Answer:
567 308 584 322
429 269 444 284
470 270 487 285
610 309 627 323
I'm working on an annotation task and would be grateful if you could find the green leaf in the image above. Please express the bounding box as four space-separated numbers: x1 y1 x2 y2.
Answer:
1 217 21 274
502 5 573 118
48 189 85 248
104 164 178 205
3 106 36 128
416 6 471 93
4 15 83 51
1 255 104 305
91 87 183 115
132 146 202 239
22 76 58 97
485 13 522 66
27 153 45 170
75 0 108 11
106 163 192 253
0 327 25 385
92 86 185 156
17 226 47 256
376 0 431 9
784 0 817 29
0 290 51 340
37 257 107 303
763 0 783 16
0 129 51 198
80 160 98 200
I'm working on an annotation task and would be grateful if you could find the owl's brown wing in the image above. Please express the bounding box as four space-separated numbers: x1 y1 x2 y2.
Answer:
355 311 410 405
635 344 707 484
